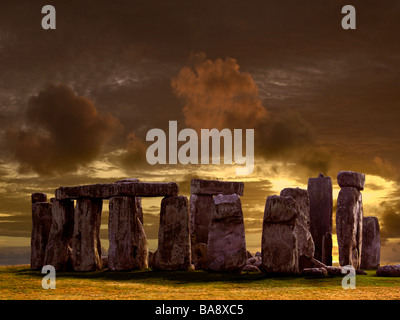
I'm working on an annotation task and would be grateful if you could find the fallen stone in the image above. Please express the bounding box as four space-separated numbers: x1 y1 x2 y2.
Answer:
189 194 214 249
302 267 327 277
336 187 363 269
108 196 148 271
31 193 47 203
43 199 75 271
325 266 343 276
153 196 191 270
31 201 52 270
192 243 208 270
55 182 179 200
337 171 366 191
71 198 103 271
208 194 246 272
242 265 261 272
307 174 333 264
255 251 261 257
191 179 244 196
280 188 315 271
376 264 400 277
356 269 367 275
361 216 381 270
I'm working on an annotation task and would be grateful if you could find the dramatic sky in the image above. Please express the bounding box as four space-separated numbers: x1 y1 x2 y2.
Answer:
1 0 400 263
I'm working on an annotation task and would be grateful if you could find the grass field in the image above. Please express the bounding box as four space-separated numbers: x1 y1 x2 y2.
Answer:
1 265 400 300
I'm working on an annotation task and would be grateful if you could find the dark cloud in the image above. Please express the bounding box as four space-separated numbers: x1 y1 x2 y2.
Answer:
6 84 121 175
379 201 400 241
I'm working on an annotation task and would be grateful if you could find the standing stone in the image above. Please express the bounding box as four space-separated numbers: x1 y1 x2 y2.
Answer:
261 195 299 274
361 217 380 269
336 187 363 269
108 196 148 271
44 198 75 271
153 196 191 270
280 188 315 270
189 194 214 248
31 199 52 270
307 174 333 265
207 194 246 272
71 198 103 271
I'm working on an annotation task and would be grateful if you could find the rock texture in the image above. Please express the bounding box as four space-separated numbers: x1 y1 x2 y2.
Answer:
337 171 365 191
108 196 148 271
262 192 315 274
71 198 103 271
261 195 298 274
31 200 52 270
55 182 179 200
280 188 315 270
191 242 208 270
242 265 260 272
189 194 214 247
44 199 75 271
376 264 400 277
31 193 47 203
302 267 327 277
153 196 191 270
307 174 333 264
207 194 246 272
191 179 244 196
361 216 380 269
336 186 363 269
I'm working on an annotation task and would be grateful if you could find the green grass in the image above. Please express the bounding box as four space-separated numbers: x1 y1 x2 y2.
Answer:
1 265 400 300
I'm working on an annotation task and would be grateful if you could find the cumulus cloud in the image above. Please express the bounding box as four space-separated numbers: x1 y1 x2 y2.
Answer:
6 84 121 175
171 53 328 172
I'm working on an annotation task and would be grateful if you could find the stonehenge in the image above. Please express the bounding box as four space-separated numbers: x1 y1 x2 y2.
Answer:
30 171 382 275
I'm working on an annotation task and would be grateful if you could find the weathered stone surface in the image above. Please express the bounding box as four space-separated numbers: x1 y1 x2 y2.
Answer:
102 256 108 269
302 267 327 277
242 265 261 272
280 188 315 270
153 196 191 270
108 197 148 271
148 251 155 268
262 195 298 274
337 171 365 191
191 179 244 196
307 174 333 264
191 243 208 270
262 223 298 274
31 193 47 203
361 216 380 269
262 193 314 274
43 199 75 271
207 194 246 272
189 194 214 248
263 195 298 223
31 202 52 270
325 266 343 276
336 187 363 269
376 264 400 277
71 198 103 271
322 232 333 266
55 182 179 200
